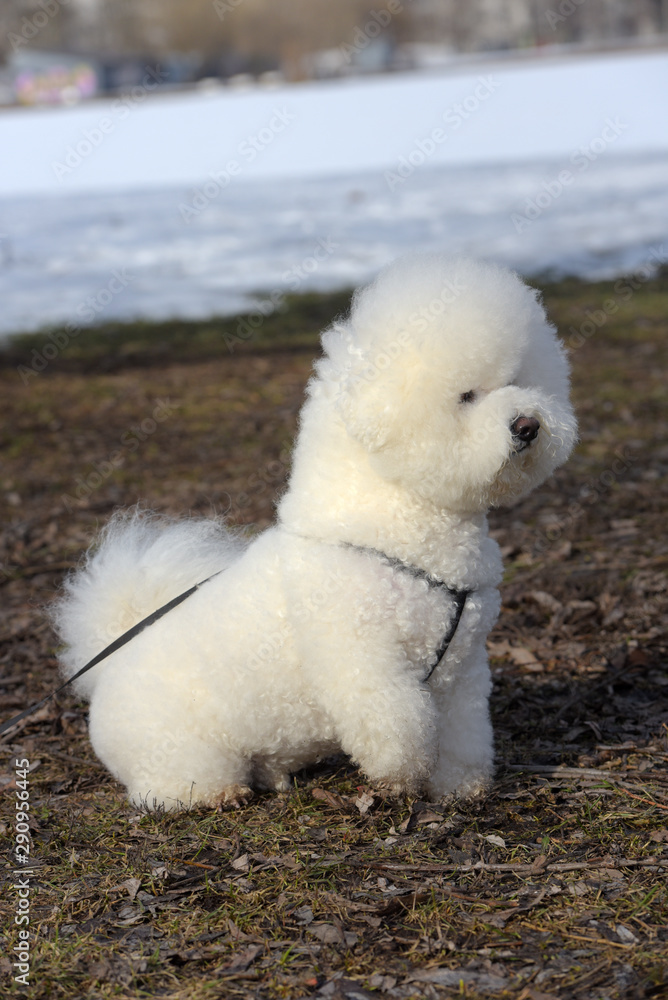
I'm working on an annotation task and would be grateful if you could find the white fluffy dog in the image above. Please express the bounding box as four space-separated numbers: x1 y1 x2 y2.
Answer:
53 254 577 811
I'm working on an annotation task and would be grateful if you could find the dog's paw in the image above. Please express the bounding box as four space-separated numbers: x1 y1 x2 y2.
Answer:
216 784 254 810
427 771 492 805
357 738 435 799
252 763 292 793
374 777 425 799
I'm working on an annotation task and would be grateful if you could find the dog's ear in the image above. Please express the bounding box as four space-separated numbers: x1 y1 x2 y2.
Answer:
319 323 422 451
337 374 395 451
336 355 421 452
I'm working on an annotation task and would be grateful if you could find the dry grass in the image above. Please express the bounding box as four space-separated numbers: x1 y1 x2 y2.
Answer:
1 275 667 999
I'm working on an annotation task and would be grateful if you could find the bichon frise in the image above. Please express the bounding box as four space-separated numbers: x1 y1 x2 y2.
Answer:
52 254 577 810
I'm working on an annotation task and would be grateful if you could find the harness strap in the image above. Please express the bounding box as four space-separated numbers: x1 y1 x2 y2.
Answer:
0 571 221 738
423 587 469 682
347 543 471 681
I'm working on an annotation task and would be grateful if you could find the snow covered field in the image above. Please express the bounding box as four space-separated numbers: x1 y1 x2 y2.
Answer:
0 49 666 337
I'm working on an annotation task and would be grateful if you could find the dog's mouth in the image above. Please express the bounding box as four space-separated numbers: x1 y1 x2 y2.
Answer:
510 415 540 454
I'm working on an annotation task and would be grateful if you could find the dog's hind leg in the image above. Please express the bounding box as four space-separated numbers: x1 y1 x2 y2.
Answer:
95 713 254 811
124 751 254 812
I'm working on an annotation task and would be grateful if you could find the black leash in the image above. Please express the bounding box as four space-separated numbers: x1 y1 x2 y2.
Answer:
0 571 221 738
0 543 470 738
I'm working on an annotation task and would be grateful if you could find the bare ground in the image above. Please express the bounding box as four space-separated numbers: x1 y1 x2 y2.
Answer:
1 276 667 999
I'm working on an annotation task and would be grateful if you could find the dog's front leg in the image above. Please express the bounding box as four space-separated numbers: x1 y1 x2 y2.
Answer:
424 641 494 802
299 630 438 795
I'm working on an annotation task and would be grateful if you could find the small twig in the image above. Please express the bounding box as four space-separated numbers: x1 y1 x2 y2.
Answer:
43 748 104 768
374 857 661 876
504 763 666 784
169 858 218 870
520 923 636 950
546 858 660 872
505 763 622 779
615 787 668 811
374 859 548 875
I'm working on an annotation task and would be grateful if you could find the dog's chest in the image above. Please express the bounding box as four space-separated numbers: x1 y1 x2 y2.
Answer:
372 568 494 676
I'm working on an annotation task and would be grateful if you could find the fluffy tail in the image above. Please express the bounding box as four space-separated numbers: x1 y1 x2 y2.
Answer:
51 508 246 700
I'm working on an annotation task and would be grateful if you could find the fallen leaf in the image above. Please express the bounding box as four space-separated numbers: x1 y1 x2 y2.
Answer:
369 973 396 990
529 591 563 612
615 923 639 944
510 646 543 668
312 787 350 810
354 791 375 814
316 977 376 999
219 944 262 974
309 922 357 948
410 968 508 991
516 988 561 1000
115 904 144 926
120 877 141 900
398 802 444 832
293 905 314 924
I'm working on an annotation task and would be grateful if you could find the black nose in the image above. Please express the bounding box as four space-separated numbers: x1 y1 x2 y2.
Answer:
511 415 540 445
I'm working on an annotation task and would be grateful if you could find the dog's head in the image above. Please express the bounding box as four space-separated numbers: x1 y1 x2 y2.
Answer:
315 254 577 513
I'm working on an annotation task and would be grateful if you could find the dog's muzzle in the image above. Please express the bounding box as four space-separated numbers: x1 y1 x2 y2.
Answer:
511 415 540 452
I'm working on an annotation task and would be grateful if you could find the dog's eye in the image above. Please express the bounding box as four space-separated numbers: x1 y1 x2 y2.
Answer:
459 390 477 404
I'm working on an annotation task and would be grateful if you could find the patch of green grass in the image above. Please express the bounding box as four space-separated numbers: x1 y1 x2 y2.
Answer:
0 289 355 373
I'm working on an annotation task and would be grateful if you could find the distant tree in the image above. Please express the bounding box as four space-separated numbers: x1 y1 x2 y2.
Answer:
3 0 663 72
1 0 79 61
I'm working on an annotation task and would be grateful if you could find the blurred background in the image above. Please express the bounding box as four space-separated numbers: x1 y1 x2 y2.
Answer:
2 0 667 93
0 0 667 335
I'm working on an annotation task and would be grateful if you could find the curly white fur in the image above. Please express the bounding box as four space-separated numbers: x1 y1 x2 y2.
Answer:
51 254 577 810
